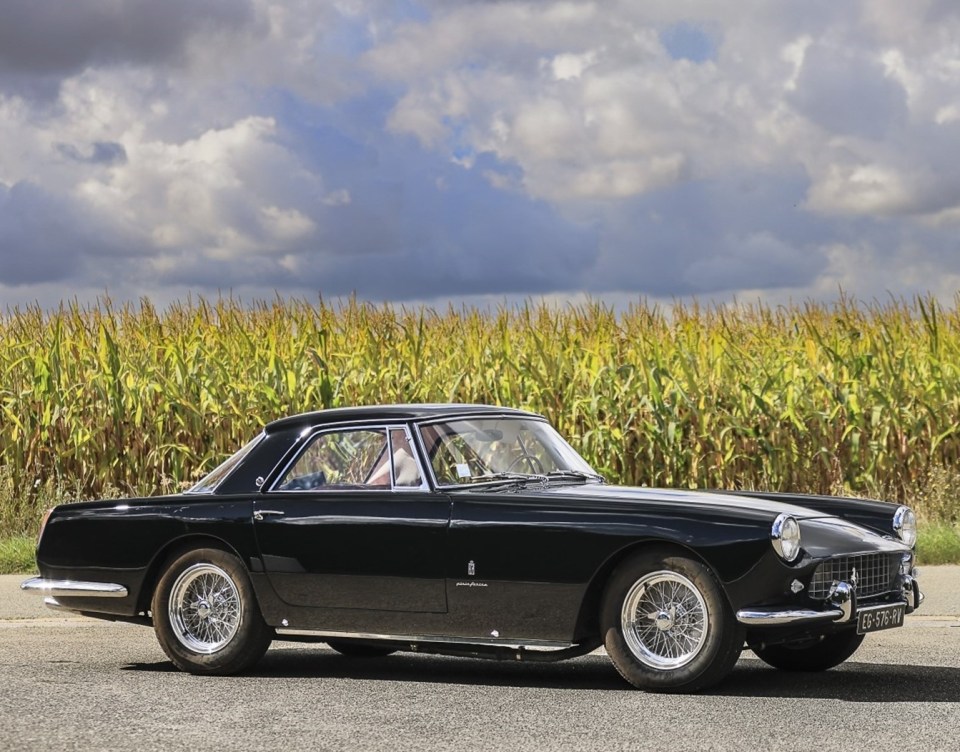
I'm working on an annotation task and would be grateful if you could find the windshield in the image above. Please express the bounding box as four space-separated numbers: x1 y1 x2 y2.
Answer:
186 433 264 494
418 417 600 486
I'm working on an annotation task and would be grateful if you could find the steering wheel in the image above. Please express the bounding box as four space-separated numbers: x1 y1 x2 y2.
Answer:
505 454 545 474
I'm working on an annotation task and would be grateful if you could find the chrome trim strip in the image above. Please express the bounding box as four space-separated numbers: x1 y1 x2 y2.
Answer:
21 577 128 598
414 411 546 428
736 607 845 627
275 627 574 651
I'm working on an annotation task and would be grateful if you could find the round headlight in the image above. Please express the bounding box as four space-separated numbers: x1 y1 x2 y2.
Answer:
771 514 802 563
893 506 917 548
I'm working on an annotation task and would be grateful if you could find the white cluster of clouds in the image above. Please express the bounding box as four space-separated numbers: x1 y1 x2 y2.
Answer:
2 0 960 308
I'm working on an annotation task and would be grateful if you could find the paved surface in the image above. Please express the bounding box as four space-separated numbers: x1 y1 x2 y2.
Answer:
1 571 958 752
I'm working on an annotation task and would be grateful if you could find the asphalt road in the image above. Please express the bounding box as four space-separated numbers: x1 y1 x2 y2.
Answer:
2 569 959 752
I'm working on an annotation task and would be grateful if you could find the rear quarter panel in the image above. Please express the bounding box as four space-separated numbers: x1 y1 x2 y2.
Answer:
37 495 259 616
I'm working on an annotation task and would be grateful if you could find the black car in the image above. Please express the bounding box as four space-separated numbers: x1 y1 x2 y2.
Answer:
22 404 922 692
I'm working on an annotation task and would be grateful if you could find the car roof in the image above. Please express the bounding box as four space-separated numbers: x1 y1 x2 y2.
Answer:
264 403 541 434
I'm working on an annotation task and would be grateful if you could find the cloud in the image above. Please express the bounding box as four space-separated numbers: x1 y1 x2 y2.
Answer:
2 0 960 309
787 43 908 140
0 181 96 286
56 141 128 165
0 0 256 81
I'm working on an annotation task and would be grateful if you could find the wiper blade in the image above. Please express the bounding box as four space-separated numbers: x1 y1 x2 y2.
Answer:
544 470 606 483
468 472 548 486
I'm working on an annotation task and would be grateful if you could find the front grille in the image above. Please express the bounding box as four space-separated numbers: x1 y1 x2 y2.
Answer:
809 553 901 600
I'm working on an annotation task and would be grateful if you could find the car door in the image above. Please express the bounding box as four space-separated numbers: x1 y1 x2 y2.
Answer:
253 425 450 613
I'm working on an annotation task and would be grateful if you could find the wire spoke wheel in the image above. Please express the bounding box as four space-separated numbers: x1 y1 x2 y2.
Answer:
168 563 242 655
621 570 709 670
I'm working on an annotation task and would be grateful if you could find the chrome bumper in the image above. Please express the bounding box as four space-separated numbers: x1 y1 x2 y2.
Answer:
736 575 923 628
20 577 128 599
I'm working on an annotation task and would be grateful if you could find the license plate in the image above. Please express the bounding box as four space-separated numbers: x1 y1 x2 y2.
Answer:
856 603 905 634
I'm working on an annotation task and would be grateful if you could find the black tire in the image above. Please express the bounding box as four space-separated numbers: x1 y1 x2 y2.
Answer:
326 639 397 658
152 547 273 675
751 630 865 671
600 550 743 693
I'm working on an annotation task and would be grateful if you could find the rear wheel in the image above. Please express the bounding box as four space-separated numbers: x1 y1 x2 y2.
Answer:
601 551 743 692
152 547 272 675
751 630 864 671
326 639 396 658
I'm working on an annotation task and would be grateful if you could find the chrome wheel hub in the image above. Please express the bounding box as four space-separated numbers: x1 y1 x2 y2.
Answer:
654 609 675 631
168 563 241 655
621 571 709 670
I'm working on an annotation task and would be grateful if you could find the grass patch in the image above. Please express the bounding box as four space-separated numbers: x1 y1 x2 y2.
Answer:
916 523 960 565
0 535 36 574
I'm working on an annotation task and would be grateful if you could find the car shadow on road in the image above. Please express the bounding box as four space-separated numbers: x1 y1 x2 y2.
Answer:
124 650 628 690
123 649 960 698
719 659 960 702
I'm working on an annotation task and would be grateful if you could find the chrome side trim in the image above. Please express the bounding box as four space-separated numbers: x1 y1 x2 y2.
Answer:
20 577 128 598
275 627 574 651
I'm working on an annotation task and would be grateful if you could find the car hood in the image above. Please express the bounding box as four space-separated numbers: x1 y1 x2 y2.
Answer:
526 483 836 522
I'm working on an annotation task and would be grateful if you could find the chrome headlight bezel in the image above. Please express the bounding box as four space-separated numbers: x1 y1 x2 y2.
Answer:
771 513 802 563
893 505 917 548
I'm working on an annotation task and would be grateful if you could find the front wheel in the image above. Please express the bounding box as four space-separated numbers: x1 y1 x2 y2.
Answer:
152 547 273 675
601 551 743 692
751 630 865 671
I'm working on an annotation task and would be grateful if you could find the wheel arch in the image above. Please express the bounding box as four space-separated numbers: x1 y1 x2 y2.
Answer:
571 539 732 643
136 534 246 615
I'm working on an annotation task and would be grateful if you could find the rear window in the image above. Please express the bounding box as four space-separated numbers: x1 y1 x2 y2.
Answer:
187 434 264 494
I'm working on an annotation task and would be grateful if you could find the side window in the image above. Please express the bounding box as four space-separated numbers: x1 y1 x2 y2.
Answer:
277 429 388 491
275 427 424 491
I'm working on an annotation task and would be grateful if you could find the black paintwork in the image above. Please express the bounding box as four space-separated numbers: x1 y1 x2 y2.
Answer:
35 404 913 646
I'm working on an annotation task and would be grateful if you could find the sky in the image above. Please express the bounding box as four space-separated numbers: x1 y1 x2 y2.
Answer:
2 0 960 311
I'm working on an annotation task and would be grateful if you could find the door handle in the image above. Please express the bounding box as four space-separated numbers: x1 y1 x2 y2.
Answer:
253 510 285 521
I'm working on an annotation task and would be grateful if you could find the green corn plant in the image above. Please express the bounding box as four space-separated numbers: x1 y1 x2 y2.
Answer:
4 294 960 537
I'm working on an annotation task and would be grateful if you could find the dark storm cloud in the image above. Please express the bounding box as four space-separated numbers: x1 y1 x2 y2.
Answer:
0 0 256 83
788 44 909 140
585 171 831 296
0 182 84 285
149 144 599 300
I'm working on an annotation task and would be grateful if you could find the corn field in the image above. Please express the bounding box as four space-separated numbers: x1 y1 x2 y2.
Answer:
2 294 960 536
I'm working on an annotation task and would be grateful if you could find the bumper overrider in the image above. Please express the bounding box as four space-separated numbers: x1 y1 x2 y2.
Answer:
736 572 923 628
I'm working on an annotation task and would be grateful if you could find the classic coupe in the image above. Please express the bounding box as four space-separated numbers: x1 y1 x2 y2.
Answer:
22 404 922 692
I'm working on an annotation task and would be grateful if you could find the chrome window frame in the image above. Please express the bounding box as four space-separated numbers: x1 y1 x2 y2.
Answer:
265 422 430 494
